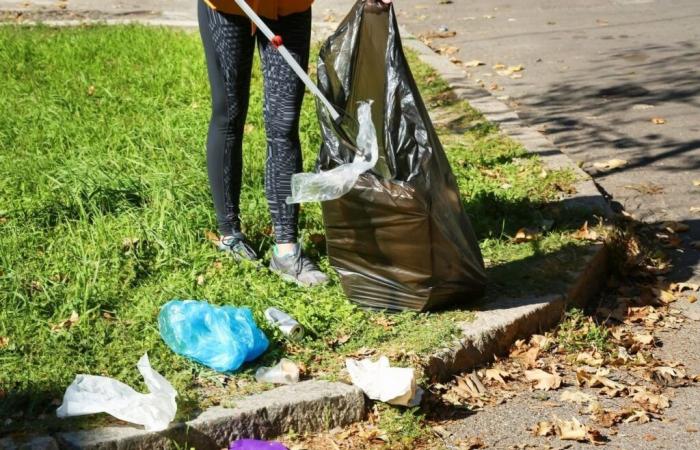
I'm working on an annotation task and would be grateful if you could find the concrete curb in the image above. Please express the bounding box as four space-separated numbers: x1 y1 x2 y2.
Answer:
52 381 364 450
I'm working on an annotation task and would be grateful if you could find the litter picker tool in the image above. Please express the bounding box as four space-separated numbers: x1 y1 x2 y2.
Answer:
233 0 340 121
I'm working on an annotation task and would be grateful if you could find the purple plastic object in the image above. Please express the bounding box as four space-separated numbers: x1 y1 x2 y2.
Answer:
229 440 288 450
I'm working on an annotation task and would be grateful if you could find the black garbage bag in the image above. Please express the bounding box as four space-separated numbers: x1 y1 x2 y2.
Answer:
315 1 486 311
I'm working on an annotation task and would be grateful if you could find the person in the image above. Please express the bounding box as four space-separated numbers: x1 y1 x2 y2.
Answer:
198 0 391 287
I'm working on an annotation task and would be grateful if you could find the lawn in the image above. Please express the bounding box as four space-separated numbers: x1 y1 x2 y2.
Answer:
0 25 591 430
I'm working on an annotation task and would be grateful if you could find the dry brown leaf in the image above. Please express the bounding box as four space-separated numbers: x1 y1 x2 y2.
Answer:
460 436 487 449
633 389 670 413
624 409 651 424
205 230 219 244
633 333 654 345
463 60 485 67
555 417 587 441
0 336 8 348
513 227 540 243
651 366 687 386
671 282 700 293
531 420 556 437
530 334 551 348
525 368 562 391
454 372 487 398
50 311 80 332
513 346 540 369
560 390 595 404
694 180 700 187
484 368 510 385
576 351 605 367
593 158 627 170
661 221 690 233
651 117 666 124
576 370 626 396
492 63 506 70
573 221 599 241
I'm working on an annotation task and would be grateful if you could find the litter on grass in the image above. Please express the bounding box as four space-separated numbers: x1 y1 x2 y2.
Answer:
158 300 268 372
346 356 422 406
264 307 304 341
255 358 300 385
56 353 176 431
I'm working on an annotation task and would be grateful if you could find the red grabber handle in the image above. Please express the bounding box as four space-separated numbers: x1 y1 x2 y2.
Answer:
271 35 283 48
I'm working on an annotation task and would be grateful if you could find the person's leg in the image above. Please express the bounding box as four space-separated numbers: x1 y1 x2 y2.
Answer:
259 9 327 286
258 9 311 248
198 1 257 260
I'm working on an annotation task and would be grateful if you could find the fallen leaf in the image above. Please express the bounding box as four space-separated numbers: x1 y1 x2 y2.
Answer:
671 282 700 293
525 368 562 391
633 333 654 345
372 315 395 330
633 389 670 413
530 334 553 350
205 230 219 244
694 180 700 187
624 409 651 424
651 366 687 386
513 227 540 243
560 390 595 404
484 368 510 385
643 434 657 441
492 63 506 70
50 311 80 332
531 420 556 437
461 436 487 449
556 417 587 441
513 346 540 368
573 221 599 241
576 351 605 366
463 60 485 67
661 221 689 233
453 372 487 399
593 158 628 170
651 117 666 124
0 336 8 348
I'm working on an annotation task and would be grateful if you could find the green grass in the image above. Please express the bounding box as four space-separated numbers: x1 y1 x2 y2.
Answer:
0 25 589 430
556 308 612 354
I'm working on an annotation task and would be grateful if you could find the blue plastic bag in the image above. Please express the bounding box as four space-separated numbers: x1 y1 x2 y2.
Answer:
158 300 269 372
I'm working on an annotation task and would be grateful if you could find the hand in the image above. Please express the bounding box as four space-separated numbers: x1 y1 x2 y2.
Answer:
364 0 392 13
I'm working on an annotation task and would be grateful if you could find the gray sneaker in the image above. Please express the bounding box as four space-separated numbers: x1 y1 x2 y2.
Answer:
218 232 258 261
270 244 329 287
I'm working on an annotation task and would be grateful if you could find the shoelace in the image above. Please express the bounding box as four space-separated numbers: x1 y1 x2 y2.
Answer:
294 254 319 276
222 236 257 259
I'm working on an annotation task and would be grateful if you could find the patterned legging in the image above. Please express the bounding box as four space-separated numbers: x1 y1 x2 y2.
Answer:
198 1 311 243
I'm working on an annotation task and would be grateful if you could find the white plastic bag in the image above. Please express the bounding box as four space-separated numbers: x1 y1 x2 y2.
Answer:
286 101 379 204
255 358 300 385
56 353 177 431
345 356 423 406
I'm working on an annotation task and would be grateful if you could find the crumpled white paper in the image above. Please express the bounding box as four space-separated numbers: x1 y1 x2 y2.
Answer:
56 353 177 431
345 356 423 406
286 101 379 204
